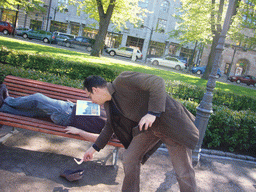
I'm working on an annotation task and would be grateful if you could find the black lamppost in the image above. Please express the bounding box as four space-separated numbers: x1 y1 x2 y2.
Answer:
192 0 236 166
141 25 156 63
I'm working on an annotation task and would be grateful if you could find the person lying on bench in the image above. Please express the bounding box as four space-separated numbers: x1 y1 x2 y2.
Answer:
0 84 106 142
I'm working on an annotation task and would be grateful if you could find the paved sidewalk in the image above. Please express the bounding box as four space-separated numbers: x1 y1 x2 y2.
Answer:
0 126 256 192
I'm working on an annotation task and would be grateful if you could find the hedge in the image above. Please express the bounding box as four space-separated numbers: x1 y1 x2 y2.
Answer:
0 46 120 82
180 99 256 157
0 63 82 88
166 80 256 112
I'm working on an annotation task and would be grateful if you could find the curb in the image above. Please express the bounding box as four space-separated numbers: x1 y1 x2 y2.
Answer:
201 148 256 162
158 147 256 164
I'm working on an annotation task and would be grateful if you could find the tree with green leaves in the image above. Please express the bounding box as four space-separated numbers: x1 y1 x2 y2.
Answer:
171 0 256 79
0 0 45 35
68 0 147 57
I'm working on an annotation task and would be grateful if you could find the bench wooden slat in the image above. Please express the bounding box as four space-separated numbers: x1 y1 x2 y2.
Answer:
5 84 86 99
4 75 84 94
0 115 66 133
0 114 123 148
4 77 86 101
7 89 86 103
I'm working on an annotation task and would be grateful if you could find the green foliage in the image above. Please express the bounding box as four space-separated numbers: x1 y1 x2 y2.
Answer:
165 80 256 112
205 106 256 156
69 0 147 30
166 80 256 157
0 46 10 63
0 46 119 82
0 63 82 88
0 0 44 13
178 98 256 157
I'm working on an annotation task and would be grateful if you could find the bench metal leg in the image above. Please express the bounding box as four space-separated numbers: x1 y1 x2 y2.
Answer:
101 146 120 167
112 147 119 166
0 126 18 143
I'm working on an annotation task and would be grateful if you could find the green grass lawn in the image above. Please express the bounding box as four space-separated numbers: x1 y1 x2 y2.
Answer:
1 36 255 98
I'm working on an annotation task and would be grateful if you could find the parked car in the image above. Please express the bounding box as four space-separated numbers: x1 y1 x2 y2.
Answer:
147 56 186 70
16 27 30 36
228 75 256 86
0 21 14 35
65 36 95 51
21 29 57 43
54 31 76 40
106 47 143 60
53 31 76 44
191 66 222 78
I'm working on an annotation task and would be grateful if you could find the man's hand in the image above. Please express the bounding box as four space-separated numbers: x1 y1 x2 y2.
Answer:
64 126 81 135
83 146 96 162
138 113 156 131
67 99 74 104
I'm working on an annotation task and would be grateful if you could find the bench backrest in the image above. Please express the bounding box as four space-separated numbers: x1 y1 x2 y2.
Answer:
3 75 88 103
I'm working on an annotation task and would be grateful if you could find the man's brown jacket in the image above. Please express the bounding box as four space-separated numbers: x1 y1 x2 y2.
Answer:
94 71 199 150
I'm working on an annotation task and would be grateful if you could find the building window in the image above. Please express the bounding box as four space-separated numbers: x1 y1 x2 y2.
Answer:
58 0 68 10
160 0 170 13
30 20 42 30
50 21 68 32
139 0 149 8
157 18 166 33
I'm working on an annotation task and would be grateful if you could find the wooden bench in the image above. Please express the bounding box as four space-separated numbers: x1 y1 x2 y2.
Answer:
0 75 123 166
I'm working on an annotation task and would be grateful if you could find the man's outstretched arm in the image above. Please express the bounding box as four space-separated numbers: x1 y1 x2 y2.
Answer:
65 126 99 143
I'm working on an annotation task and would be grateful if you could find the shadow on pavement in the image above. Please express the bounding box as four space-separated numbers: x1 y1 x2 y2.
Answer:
0 144 119 188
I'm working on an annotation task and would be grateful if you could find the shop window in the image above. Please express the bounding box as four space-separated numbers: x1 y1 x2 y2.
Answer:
139 0 149 8
148 41 165 57
160 0 170 13
156 19 166 33
224 63 231 74
50 21 68 32
83 27 98 39
71 24 79 36
30 20 42 30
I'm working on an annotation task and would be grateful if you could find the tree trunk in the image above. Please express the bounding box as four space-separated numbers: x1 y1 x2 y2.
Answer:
201 34 220 79
91 19 110 57
188 41 198 71
91 0 115 57
202 0 224 80
12 5 19 36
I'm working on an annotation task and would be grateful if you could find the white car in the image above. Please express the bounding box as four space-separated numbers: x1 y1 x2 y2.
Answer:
106 47 143 60
148 56 186 70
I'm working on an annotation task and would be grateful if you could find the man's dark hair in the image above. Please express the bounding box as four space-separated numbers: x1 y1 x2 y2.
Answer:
83 75 107 92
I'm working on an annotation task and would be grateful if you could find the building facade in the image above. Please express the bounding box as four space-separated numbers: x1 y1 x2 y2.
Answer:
200 28 256 77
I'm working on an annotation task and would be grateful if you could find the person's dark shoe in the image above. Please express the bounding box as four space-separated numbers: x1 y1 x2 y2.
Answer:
1 84 9 99
0 84 9 107
0 84 5 108
60 169 84 182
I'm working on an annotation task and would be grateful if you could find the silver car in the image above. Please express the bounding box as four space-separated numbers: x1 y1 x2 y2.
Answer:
106 47 143 60
148 56 186 70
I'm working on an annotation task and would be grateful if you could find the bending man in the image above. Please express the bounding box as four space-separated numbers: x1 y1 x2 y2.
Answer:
82 71 199 192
